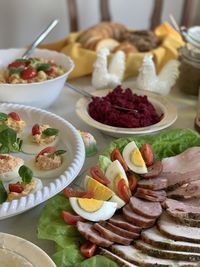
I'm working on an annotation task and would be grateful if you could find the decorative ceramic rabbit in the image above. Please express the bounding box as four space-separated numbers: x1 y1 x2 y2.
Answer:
92 48 125 89
136 55 180 95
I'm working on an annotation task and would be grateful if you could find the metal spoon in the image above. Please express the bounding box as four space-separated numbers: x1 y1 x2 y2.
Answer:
21 19 59 59
66 82 138 112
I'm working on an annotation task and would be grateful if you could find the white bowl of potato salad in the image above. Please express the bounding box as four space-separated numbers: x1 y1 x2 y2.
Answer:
0 48 74 108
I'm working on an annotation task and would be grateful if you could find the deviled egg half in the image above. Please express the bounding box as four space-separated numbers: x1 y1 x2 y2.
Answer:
0 154 24 182
25 146 68 179
21 124 59 154
69 197 117 222
0 111 26 133
122 141 148 174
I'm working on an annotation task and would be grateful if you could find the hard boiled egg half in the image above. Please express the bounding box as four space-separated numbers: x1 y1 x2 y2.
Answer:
105 160 130 195
84 175 125 209
69 197 117 221
122 141 147 174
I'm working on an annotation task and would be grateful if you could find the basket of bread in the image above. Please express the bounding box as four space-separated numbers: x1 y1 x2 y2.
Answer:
41 21 184 80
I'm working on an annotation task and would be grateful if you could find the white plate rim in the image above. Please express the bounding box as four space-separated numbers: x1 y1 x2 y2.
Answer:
0 103 85 220
75 88 177 136
0 232 56 267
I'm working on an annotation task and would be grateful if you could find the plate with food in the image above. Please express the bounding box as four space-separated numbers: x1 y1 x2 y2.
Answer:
0 103 85 220
76 85 177 137
37 128 200 267
0 232 56 267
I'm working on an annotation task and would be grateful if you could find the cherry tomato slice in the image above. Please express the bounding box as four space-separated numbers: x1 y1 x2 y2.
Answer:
9 182 23 193
90 166 110 185
36 146 56 158
21 67 37 80
80 241 97 258
127 173 137 192
117 179 130 203
8 61 25 69
8 112 21 121
111 148 128 172
62 211 85 225
140 143 154 167
63 187 94 198
46 67 56 76
32 124 41 135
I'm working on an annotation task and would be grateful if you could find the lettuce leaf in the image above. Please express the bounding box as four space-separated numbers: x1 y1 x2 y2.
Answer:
37 128 200 267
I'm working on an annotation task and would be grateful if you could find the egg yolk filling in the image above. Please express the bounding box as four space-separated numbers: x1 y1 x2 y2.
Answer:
77 198 103 212
131 148 145 167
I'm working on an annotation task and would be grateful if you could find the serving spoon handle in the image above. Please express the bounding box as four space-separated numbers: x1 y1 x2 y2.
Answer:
21 19 59 59
66 82 138 113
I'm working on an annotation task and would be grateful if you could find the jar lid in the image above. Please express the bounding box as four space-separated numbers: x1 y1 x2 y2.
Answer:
182 26 200 48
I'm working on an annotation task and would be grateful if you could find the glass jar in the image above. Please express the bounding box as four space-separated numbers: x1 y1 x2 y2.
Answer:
177 44 200 96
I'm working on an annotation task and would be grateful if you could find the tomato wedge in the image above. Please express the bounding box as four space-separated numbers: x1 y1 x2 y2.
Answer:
8 61 25 69
9 182 24 193
36 146 56 158
140 143 154 167
62 211 85 225
127 173 138 192
63 187 94 198
21 66 37 80
111 148 128 172
117 179 130 203
90 166 110 185
32 124 41 135
8 112 21 121
80 241 97 258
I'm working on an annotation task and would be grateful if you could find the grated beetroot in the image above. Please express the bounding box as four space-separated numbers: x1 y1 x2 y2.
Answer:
88 86 162 128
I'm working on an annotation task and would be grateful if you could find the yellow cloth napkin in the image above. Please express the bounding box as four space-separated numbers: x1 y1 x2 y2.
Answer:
40 22 184 80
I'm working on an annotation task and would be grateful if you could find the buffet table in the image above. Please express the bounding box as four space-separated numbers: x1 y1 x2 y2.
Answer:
0 76 198 257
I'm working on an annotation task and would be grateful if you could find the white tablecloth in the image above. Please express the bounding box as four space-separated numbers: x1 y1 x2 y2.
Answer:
0 77 198 256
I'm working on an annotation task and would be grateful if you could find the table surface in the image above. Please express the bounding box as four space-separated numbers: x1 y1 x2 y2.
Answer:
0 76 198 257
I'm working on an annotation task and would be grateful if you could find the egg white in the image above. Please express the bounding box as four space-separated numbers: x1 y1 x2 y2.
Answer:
122 141 147 174
69 197 117 222
0 158 24 182
24 154 68 179
84 175 125 209
105 160 129 194
21 134 58 155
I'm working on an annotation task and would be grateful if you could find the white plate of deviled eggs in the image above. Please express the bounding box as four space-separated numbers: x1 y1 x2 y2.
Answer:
0 103 85 220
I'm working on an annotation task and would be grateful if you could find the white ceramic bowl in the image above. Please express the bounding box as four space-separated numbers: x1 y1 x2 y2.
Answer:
0 48 74 108
0 232 56 267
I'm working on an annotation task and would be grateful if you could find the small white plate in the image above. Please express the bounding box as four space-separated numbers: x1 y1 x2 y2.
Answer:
76 88 177 137
0 232 56 267
0 103 85 220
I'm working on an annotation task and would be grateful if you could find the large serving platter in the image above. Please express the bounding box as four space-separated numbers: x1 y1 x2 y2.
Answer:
0 103 85 220
76 88 177 137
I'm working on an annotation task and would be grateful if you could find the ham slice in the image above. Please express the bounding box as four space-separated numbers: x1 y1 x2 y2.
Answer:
77 221 113 247
109 215 141 234
135 188 166 202
138 177 167 190
162 147 200 174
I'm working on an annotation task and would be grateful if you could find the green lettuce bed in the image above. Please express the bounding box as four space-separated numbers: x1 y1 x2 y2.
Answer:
37 128 200 267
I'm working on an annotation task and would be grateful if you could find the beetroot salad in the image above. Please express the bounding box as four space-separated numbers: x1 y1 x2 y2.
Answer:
88 86 162 128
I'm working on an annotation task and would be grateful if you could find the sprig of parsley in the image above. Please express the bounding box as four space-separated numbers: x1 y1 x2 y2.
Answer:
0 128 23 153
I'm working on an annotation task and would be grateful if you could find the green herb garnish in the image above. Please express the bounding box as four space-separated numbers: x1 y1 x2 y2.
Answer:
37 63 51 72
9 68 23 75
18 165 33 184
48 150 66 158
0 145 9 153
0 112 8 121
0 180 8 204
42 128 59 137
0 124 8 132
16 58 29 63
0 128 23 153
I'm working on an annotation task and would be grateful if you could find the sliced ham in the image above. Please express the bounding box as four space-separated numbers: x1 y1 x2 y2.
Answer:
164 198 200 220
138 177 167 190
129 197 162 219
141 227 200 253
167 180 200 200
162 147 200 174
77 221 113 247
135 188 166 202
109 215 141 234
99 220 139 239
167 210 200 228
141 160 163 179
93 222 132 245
123 204 156 228
157 212 200 243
